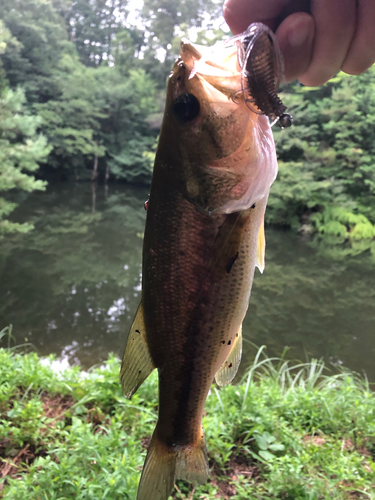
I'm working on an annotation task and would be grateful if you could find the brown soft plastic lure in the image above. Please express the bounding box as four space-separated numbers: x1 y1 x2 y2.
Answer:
234 23 293 128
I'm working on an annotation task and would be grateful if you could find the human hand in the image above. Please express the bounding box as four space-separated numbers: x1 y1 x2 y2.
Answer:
223 0 375 86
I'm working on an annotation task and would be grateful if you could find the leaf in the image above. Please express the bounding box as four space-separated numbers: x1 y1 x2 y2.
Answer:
258 450 275 461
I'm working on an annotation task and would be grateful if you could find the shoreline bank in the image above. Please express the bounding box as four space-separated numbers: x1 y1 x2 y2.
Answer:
1 348 374 499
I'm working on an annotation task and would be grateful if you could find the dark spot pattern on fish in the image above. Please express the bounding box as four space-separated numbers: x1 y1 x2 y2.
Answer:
227 340 231 345
226 252 239 273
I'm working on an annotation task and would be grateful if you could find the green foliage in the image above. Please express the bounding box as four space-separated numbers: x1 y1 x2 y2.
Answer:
35 54 106 177
140 0 222 84
60 0 129 67
0 0 161 183
0 0 222 186
95 68 158 183
1 348 375 499
1 0 374 249
0 0 71 103
271 68 375 247
0 88 49 234
0 20 15 92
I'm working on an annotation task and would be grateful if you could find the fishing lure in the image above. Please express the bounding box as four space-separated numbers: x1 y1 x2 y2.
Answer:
229 23 293 129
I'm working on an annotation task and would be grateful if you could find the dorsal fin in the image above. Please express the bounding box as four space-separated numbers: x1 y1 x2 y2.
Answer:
215 326 243 386
120 301 155 399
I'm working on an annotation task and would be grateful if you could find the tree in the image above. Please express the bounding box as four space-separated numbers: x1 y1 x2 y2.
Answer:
0 88 50 234
35 54 106 179
0 20 14 92
0 0 162 181
94 66 158 183
60 0 129 67
0 0 71 103
140 0 223 86
268 68 375 247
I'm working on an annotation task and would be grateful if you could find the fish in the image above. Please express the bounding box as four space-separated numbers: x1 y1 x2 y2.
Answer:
120 23 286 500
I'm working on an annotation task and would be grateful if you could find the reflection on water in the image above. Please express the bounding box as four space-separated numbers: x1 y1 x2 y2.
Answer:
1 183 374 379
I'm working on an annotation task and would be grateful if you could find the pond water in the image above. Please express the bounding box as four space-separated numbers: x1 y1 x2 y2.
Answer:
1 183 375 379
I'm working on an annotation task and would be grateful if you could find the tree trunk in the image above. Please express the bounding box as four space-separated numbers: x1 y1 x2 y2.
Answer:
91 143 98 181
91 182 96 214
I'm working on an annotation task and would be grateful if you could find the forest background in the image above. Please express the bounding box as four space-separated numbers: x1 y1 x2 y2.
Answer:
1 0 375 254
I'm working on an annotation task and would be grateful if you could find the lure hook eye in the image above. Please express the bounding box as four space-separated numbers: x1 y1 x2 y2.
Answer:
277 113 293 129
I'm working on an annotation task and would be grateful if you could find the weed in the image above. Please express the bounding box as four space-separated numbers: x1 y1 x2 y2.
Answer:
0 347 375 499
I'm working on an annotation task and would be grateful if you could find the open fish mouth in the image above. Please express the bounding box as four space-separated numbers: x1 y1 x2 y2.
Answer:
180 23 293 129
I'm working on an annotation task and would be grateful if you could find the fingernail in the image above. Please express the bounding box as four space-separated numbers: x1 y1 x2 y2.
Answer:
288 16 313 48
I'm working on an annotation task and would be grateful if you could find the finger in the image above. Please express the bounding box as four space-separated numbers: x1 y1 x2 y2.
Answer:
299 0 357 86
275 12 315 82
223 0 300 35
341 0 375 75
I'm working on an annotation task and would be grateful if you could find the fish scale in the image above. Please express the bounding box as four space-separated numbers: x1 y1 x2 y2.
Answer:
145 206 242 446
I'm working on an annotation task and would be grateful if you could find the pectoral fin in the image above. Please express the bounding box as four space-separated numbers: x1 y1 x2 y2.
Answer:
120 301 155 399
215 326 243 386
209 212 247 276
256 217 265 273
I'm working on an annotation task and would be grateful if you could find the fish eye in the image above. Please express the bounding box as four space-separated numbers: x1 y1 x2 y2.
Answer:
173 93 200 122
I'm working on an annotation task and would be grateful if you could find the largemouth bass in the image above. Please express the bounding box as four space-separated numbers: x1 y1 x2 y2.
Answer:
121 23 287 500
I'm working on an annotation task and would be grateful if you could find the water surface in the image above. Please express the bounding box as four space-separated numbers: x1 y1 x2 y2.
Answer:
1 184 374 379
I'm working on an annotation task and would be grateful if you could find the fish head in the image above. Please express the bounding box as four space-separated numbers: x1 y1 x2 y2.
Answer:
155 37 278 214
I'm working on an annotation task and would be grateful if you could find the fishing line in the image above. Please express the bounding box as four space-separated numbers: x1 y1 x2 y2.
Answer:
274 125 286 148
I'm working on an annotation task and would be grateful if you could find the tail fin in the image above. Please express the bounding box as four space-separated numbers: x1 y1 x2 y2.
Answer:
137 427 208 500
175 434 208 484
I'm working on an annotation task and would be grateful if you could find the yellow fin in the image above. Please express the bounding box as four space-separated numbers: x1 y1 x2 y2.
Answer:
120 301 155 399
209 212 247 276
137 425 208 500
215 326 243 386
175 432 208 484
256 217 265 273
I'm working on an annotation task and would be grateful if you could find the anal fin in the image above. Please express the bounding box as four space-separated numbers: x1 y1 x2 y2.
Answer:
215 325 243 386
120 301 155 399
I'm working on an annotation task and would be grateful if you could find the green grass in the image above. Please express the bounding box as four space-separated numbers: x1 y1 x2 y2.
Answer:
1 339 375 499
